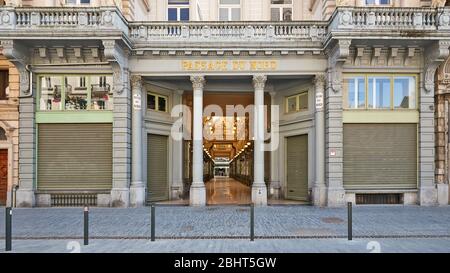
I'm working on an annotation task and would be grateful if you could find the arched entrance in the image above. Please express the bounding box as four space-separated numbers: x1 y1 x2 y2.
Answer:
183 88 271 205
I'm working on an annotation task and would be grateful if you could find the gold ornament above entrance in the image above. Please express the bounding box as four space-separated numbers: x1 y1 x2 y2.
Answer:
181 60 278 72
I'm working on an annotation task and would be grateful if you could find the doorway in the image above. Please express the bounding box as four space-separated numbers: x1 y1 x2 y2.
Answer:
0 149 7 206
286 135 309 201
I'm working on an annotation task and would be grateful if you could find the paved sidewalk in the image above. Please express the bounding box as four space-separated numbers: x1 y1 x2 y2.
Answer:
1 238 450 253
0 206 449 239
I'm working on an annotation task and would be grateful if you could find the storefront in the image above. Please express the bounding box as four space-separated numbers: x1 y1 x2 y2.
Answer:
0 6 449 207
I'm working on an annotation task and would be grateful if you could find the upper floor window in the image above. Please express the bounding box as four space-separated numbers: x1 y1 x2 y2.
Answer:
0 70 9 100
343 74 417 110
271 0 292 21
219 0 241 21
39 75 113 111
168 0 190 21
365 0 391 5
66 0 91 4
286 92 308 114
148 93 168 112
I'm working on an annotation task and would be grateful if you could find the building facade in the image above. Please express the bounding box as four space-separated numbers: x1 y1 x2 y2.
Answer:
0 0 449 207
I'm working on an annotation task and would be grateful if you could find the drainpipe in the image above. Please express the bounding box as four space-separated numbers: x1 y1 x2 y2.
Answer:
10 184 19 208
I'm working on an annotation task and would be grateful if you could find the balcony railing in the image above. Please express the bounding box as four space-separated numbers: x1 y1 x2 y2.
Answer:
129 21 327 43
330 7 450 31
0 6 129 34
0 6 449 42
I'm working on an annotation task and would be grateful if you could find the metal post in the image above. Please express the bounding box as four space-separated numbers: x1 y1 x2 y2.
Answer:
5 207 12 251
250 203 254 241
347 202 352 241
151 203 155 242
84 206 89 245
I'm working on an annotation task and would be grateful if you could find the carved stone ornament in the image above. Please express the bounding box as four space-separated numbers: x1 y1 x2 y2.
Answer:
0 40 30 95
424 41 450 93
131 75 142 91
190 75 205 90
253 74 267 90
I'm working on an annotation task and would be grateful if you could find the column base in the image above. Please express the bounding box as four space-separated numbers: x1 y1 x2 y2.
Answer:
437 184 449 206
419 186 438 206
110 188 130 207
189 183 206 206
130 183 146 207
16 189 35 207
171 184 183 200
326 187 346 207
252 182 267 206
269 181 281 199
312 184 327 206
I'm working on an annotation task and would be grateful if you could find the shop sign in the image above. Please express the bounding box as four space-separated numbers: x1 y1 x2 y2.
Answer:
315 93 324 109
133 93 142 110
181 60 278 72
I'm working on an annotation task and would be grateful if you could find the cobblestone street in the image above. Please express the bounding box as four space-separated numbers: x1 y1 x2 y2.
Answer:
0 206 449 243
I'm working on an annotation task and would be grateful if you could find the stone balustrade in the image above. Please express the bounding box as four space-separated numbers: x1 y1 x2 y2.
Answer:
0 6 449 42
331 6 450 31
129 21 327 42
0 7 129 34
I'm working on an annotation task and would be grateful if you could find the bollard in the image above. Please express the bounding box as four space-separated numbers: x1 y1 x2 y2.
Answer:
84 206 89 246
347 202 352 241
5 207 12 251
151 203 155 242
250 203 254 241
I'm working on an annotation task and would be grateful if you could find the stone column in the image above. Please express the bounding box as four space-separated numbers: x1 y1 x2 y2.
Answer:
189 76 206 206
129 75 145 207
268 91 280 199
171 90 185 199
312 74 327 206
252 74 268 206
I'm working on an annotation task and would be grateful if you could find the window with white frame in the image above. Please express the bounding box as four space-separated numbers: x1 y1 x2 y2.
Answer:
271 0 292 21
168 0 190 21
343 74 417 110
65 0 91 5
365 0 391 5
219 0 241 21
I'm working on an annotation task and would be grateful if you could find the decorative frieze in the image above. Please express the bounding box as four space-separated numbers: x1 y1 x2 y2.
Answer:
346 46 422 68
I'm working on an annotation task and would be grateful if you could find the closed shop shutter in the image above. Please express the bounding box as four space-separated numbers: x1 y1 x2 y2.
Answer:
286 135 308 201
147 134 168 202
343 123 417 189
38 123 112 191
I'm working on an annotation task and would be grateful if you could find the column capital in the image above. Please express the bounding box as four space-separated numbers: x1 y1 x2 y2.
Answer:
190 75 206 90
253 74 267 90
313 73 327 87
131 75 142 90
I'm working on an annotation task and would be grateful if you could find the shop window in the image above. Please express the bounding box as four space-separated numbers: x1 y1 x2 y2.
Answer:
91 76 113 110
38 75 113 111
219 0 241 21
148 93 168 112
394 76 416 109
343 74 417 110
368 77 391 109
40 76 63 111
365 0 390 5
168 0 190 21
0 70 8 100
343 77 365 109
285 92 308 114
65 76 88 110
270 0 292 21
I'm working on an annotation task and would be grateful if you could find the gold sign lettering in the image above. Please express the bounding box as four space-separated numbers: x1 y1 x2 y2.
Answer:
181 60 278 72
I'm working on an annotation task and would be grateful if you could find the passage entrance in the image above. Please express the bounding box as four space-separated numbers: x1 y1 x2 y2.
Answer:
0 149 7 205
286 135 309 201
147 134 169 203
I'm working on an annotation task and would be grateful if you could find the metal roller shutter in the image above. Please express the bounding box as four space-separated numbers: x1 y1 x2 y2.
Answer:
343 123 417 189
147 134 169 202
286 135 309 201
38 123 113 191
